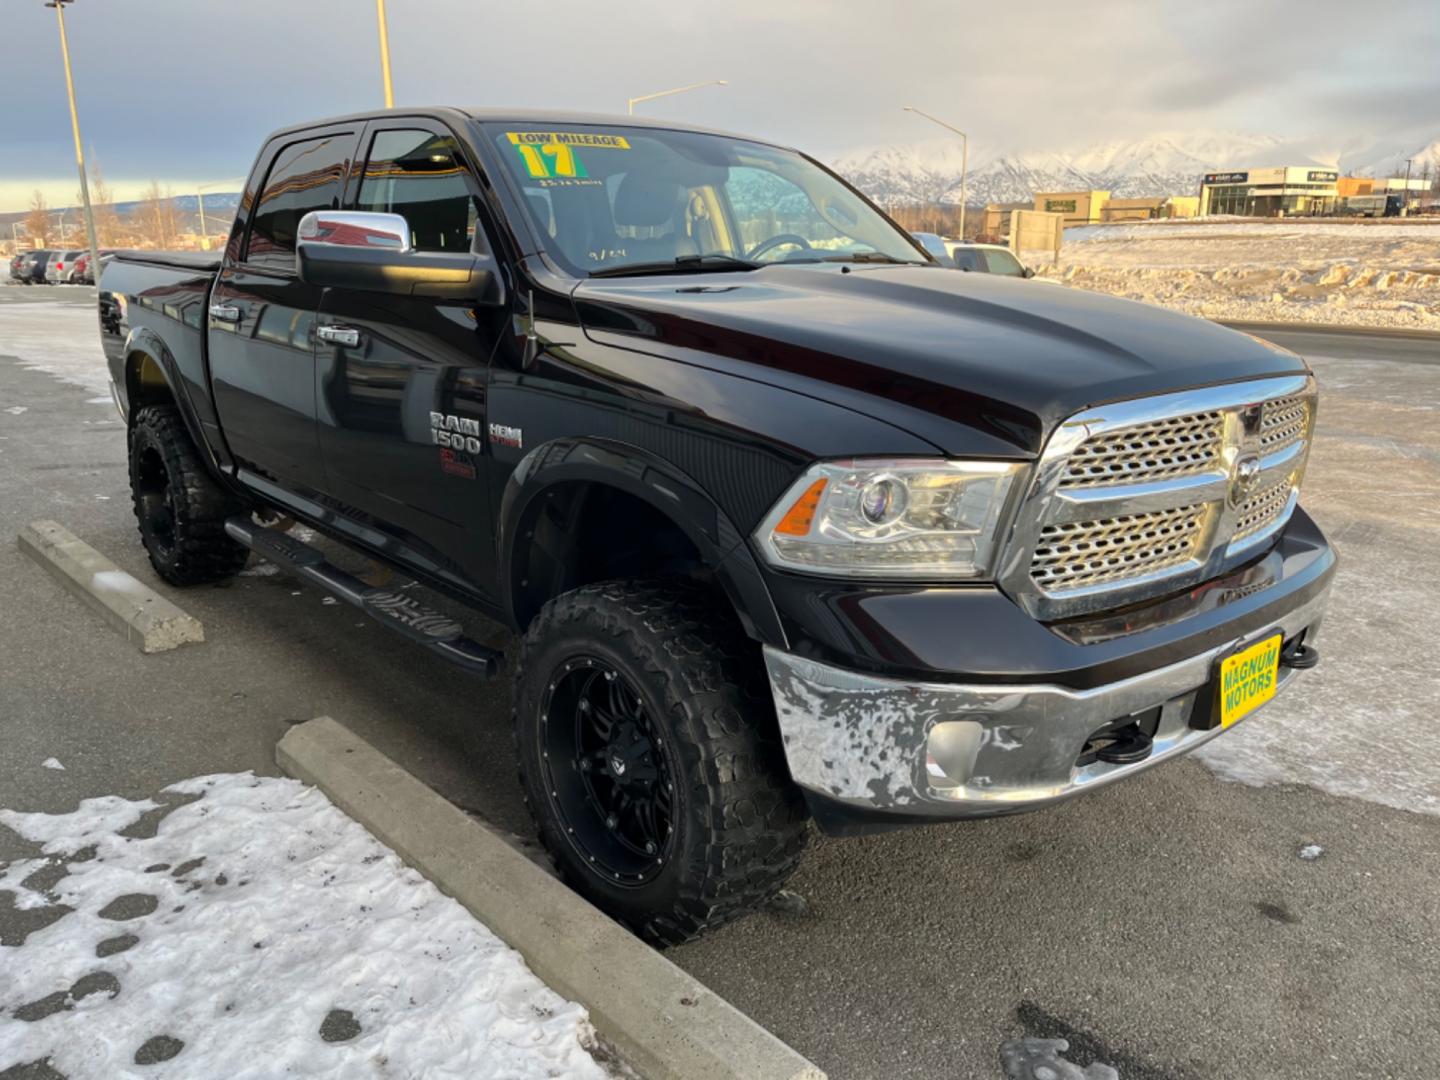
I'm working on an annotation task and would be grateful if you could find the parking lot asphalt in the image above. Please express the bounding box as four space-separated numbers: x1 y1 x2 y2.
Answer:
2 284 1438 1080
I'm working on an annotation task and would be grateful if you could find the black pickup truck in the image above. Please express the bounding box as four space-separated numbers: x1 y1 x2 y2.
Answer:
99 109 1334 943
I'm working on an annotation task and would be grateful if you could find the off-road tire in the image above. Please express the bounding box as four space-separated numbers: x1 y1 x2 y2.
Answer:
128 404 249 585
514 579 808 945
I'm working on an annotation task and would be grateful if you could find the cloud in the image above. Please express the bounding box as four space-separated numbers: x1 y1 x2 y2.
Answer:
2 0 1436 210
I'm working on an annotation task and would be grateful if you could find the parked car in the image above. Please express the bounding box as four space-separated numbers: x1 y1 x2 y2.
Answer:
67 250 113 285
946 241 1038 278
16 249 52 284
45 249 86 284
100 108 1334 944
9 252 28 282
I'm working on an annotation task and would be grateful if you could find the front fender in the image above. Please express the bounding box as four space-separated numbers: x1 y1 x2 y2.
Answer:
497 436 786 648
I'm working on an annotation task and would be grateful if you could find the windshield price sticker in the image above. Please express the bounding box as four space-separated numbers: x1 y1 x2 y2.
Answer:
506 131 630 180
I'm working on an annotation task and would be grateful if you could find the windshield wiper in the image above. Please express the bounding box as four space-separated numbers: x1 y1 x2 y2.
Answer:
820 252 917 265
589 254 760 278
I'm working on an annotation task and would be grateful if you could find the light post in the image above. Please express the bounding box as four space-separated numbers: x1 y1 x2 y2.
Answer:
1403 158 1414 215
903 106 969 240
627 80 727 115
46 0 100 282
376 0 394 108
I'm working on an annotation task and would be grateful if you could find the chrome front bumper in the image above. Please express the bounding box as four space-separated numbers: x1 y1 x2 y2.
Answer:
762 588 1328 820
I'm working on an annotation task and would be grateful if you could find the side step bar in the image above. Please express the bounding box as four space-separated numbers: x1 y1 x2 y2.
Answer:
224 516 502 678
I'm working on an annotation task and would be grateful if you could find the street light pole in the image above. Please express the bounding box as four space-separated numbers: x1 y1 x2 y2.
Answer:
627 80 727 115
47 0 100 281
1403 158 1413 215
903 106 969 240
376 0 395 108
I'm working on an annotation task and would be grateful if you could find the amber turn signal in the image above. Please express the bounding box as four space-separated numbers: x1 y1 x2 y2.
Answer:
774 478 828 536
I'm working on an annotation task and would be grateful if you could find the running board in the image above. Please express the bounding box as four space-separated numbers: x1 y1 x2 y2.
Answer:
224 516 501 678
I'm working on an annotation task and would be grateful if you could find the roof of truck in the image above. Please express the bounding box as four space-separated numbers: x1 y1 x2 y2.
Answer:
259 107 789 154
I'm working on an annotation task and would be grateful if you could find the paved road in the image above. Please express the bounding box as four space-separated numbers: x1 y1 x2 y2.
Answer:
2 286 1437 1080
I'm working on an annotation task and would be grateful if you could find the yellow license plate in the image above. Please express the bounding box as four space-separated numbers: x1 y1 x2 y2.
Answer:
1219 633 1283 728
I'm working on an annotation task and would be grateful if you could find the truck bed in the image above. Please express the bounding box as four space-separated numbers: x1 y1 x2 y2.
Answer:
108 250 222 274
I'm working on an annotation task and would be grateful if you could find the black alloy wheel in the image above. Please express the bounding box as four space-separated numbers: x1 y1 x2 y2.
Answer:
134 444 178 560
540 657 677 885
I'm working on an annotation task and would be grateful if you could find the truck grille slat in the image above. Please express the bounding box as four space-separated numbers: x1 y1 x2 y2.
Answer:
1232 473 1294 544
1060 411 1223 489
1259 396 1309 455
1002 376 1316 619
1030 504 1207 591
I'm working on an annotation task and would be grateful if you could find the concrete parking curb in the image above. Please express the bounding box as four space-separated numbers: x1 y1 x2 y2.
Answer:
277 716 826 1080
17 519 204 653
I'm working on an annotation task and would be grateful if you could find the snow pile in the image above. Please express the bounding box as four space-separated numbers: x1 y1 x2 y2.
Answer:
1038 221 1440 329
0 774 611 1079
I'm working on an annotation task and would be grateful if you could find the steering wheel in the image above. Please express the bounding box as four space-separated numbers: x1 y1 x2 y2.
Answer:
747 233 814 262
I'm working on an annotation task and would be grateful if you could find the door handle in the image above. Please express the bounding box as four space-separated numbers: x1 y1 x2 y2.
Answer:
316 325 361 348
208 303 241 323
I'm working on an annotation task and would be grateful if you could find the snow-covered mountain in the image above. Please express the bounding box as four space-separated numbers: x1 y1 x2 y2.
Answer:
833 131 1440 207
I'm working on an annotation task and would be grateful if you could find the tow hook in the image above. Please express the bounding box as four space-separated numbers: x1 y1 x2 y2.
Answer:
1281 641 1320 670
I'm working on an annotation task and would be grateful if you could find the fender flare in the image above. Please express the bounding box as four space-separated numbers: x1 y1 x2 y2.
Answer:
122 327 199 433
496 436 787 648
120 326 233 476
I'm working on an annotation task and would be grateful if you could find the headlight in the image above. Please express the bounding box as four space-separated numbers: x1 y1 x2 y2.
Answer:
754 459 1026 579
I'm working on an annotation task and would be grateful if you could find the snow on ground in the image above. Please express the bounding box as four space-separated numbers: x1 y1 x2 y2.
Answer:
0 297 112 399
1030 219 1440 330
0 774 611 1079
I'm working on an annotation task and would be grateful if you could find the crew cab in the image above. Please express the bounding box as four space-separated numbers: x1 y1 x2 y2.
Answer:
98 109 1335 943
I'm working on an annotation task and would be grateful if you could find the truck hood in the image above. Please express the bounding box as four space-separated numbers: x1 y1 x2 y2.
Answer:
573 264 1308 457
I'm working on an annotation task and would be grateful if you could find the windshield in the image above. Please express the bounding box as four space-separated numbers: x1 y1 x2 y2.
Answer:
485 123 928 276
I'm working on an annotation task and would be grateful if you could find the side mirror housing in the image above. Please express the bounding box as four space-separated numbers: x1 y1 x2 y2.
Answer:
296 210 505 306
1023 266 1036 279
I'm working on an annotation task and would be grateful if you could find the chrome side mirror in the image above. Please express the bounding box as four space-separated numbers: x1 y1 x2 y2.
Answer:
297 210 411 253
296 209 503 306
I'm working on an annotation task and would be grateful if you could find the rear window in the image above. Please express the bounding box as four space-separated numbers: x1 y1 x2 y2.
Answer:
245 133 354 269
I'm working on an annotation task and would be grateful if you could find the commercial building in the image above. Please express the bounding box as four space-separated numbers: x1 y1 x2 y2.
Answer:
1100 195 1199 222
1199 167 1338 217
1033 190 1110 226
980 201 1031 241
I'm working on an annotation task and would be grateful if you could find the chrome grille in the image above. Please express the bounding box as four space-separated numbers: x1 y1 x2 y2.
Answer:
1000 375 1317 619
1030 503 1207 591
1260 396 1309 455
1060 411 1223 489
1232 473 1293 544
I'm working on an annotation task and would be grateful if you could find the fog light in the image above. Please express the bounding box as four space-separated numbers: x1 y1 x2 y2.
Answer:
926 720 984 788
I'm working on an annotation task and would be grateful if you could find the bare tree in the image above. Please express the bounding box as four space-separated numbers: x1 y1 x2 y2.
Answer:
24 191 51 248
83 158 123 246
137 180 180 249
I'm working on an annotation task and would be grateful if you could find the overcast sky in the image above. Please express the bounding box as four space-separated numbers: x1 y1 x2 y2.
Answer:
2 0 1436 210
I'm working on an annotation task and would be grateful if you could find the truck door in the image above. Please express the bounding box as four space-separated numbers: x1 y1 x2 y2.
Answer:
315 122 506 601
208 126 360 496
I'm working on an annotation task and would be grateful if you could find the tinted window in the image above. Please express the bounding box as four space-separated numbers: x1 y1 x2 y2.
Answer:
953 249 984 271
981 248 1025 276
246 133 353 268
357 129 479 253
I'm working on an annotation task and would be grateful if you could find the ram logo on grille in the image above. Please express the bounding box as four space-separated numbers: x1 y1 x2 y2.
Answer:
1229 454 1262 509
